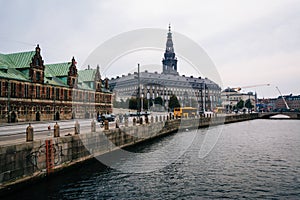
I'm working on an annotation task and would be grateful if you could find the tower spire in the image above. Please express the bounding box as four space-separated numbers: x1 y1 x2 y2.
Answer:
162 24 178 75
166 24 174 53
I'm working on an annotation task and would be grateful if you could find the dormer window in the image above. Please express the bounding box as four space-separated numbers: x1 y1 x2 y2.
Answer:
30 44 45 84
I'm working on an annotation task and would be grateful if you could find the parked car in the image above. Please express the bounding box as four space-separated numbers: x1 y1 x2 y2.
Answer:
97 114 115 122
104 114 115 122
128 111 151 117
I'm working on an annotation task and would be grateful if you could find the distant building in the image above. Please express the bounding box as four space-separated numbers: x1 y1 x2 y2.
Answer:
221 88 256 112
256 98 277 112
275 94 300 111
109 25 221 112
0 45 112 123
257 94 300 112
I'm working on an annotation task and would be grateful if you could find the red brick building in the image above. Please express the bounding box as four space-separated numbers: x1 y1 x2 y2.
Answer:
275 95 300 111
0 45 112 123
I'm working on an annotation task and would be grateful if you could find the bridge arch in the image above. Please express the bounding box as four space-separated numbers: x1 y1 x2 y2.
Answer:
259 112 299 119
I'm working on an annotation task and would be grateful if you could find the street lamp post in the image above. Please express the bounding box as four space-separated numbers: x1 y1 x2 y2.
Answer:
137 63 141 120
147 85 150 112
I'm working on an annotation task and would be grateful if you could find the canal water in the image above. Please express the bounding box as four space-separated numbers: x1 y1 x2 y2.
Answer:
6 119 300 199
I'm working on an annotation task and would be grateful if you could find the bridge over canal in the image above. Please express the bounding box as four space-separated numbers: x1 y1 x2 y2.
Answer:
258 112 300 119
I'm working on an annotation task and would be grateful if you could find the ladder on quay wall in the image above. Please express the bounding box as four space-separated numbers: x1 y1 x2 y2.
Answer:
45 139 54 174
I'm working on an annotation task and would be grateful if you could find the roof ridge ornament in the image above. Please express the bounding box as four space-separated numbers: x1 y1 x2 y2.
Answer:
35 44 40 54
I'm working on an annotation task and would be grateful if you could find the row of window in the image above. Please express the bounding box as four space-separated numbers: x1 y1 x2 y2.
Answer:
0 105 101 115
120 85 219 94
0 81 111 102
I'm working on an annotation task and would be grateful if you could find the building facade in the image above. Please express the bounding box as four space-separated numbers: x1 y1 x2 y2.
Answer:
257 94 300 112
0 45 112 123
109 25 221 112
221 88 257 112
275 95 300 111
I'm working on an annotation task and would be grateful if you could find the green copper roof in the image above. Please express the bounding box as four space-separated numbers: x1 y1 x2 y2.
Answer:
6 51 35 68
45 62 71 77
77 82 93 90
0 53 15 68
0 52 31 81
44 76 66 87
0 48 110 92
78 69 96 82
0 68 29 81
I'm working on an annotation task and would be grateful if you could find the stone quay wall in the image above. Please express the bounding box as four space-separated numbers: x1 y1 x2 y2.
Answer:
0 113 258 192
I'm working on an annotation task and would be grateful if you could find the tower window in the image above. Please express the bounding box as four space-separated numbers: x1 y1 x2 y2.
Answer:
36 72 40 81
36 59 39 66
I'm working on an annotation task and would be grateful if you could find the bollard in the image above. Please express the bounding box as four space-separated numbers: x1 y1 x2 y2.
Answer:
48 125 51 136
125 116 129 127
133 117 136 126
91 119 96 132
54 122 60 137
26 123 34 142
104 120 109 130
139 117 143 125
145 115 149 124
116 118 119 128
151 116 154 124
75 120 80 134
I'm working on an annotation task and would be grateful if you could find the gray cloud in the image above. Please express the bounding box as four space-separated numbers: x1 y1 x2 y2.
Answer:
0 0 298 97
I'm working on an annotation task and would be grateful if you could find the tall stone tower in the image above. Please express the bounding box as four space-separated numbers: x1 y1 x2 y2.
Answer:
162 24 178 75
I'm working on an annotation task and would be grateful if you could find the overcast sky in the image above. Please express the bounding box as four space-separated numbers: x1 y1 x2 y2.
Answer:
0 0 299 98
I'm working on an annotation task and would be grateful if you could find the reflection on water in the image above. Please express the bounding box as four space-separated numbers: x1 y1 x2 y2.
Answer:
4 119 300 199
